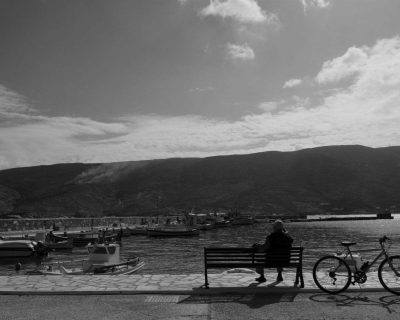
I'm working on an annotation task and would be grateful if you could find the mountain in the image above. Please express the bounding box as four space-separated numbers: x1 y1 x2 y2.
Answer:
1 145 400 218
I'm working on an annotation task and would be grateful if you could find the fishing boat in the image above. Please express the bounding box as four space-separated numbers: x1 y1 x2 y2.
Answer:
129 225 149 236
28 242 144 275
230 217 255 226
65 230 120 247
0 240 50 258
196 223 215 230
147 225 199 237
34 232 73 251
214 220 231 228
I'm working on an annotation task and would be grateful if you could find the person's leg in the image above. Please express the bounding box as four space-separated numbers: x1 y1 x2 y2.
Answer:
255 266 266 282
276 267 283 282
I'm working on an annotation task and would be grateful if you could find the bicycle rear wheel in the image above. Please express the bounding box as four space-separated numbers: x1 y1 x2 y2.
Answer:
378 255 400 295
313 255 351 294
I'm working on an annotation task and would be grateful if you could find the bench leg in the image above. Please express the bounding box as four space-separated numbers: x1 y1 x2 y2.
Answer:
204 268 209 289
296 266 304 288
300 268 304 288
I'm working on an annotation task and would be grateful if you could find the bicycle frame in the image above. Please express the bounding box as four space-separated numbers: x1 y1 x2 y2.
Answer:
341 241 390 274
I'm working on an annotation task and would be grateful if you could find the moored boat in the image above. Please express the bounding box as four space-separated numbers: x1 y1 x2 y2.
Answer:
0 240 50 258
129 226 149 236
196 223 216 230
28 242 144 275
147 225 199 237
230 217 255 226
34 232 73 251
65 230 120 247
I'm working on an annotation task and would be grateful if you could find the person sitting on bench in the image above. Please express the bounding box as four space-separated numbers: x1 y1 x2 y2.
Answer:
253 219 293 283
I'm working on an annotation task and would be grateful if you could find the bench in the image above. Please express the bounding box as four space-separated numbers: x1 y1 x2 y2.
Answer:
203 246 304 288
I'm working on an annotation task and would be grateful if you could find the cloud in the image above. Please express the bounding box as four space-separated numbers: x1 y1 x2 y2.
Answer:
226 43 255 60
0 84 34 116
257 101 279 113
2 36 400 169
200 0 278 25
315 46 369 84
189 86 215 93
300 0 330 11
283 78 302 88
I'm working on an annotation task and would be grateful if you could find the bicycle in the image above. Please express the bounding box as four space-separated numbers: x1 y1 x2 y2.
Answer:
312 236 400 295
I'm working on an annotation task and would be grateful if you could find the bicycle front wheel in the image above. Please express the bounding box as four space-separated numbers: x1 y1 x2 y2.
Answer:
378 255 400 295
313 255 351 294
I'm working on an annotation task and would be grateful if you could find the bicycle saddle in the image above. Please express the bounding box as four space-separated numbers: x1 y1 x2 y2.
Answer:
341 241 357 247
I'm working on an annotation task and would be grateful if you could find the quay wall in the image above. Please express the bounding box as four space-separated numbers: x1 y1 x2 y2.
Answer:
0 216 165 233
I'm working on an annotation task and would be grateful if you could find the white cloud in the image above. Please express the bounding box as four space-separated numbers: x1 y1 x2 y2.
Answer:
226 43 255 60
200 0 278 25
300 0 330 11
0 84 34 116
189 86 215 93
257 101 279 113
316 46 369 84
2 37 400 170
283 78 302 88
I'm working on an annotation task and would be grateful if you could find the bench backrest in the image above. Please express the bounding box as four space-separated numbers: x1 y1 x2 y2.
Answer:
204 246 303 267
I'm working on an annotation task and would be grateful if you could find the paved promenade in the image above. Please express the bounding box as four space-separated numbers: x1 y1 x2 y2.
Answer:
0 270 395 294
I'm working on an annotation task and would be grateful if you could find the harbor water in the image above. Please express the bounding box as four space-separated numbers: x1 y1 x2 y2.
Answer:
1 219 400 275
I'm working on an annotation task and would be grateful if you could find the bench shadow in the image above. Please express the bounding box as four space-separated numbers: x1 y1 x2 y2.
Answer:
180 281 300 309
179 292 298 309
309 293 400 314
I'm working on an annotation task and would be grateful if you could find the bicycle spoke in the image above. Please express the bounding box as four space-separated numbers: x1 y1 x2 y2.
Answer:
378 255 400 295
313 256 351 294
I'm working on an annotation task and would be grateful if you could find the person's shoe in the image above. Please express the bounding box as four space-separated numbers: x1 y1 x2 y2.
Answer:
276 274 283 282
255 276 266 283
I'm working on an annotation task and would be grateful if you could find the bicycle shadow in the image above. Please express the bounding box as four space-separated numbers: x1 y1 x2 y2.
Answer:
309 293 400 314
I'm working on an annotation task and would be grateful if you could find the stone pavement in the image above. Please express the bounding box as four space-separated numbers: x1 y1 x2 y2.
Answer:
0 270 398 295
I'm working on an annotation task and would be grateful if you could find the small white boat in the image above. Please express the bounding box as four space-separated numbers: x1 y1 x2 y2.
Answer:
0 240 50 258
29 242 144 275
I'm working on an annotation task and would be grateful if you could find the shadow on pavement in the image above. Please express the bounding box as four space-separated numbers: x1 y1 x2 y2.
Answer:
179 292 298 309
309 293 400 314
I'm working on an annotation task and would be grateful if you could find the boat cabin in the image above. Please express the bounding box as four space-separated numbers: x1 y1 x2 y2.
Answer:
85 243 121 268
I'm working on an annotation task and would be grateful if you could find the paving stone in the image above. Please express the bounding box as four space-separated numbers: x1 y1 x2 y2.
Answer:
0 271 397 293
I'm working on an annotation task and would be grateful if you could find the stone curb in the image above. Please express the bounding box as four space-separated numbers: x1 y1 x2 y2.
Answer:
0 286 388 296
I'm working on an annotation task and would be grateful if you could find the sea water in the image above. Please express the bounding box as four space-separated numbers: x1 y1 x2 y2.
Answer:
1 219 400 275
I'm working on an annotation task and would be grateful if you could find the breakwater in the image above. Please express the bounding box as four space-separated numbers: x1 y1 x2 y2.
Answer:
0 216 160 233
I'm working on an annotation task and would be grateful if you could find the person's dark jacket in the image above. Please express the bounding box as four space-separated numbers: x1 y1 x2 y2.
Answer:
264 230 293 266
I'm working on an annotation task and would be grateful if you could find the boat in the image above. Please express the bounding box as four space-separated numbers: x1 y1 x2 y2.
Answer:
65 230 120 247
0 240 50 258
34 232 73 251
214 220 231 228
230 217 255 226
28 242 144 275
147 225 200 237
129 225 149 236
196 223 215 230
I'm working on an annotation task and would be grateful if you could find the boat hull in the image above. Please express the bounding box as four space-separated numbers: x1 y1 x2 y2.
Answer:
28 260 145 275
147 229 200 237
0 248 35 258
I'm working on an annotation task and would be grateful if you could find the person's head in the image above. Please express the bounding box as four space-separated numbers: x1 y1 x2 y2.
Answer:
272 219 284 232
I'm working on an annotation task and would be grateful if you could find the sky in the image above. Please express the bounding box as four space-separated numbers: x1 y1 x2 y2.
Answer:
1 0 400 169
